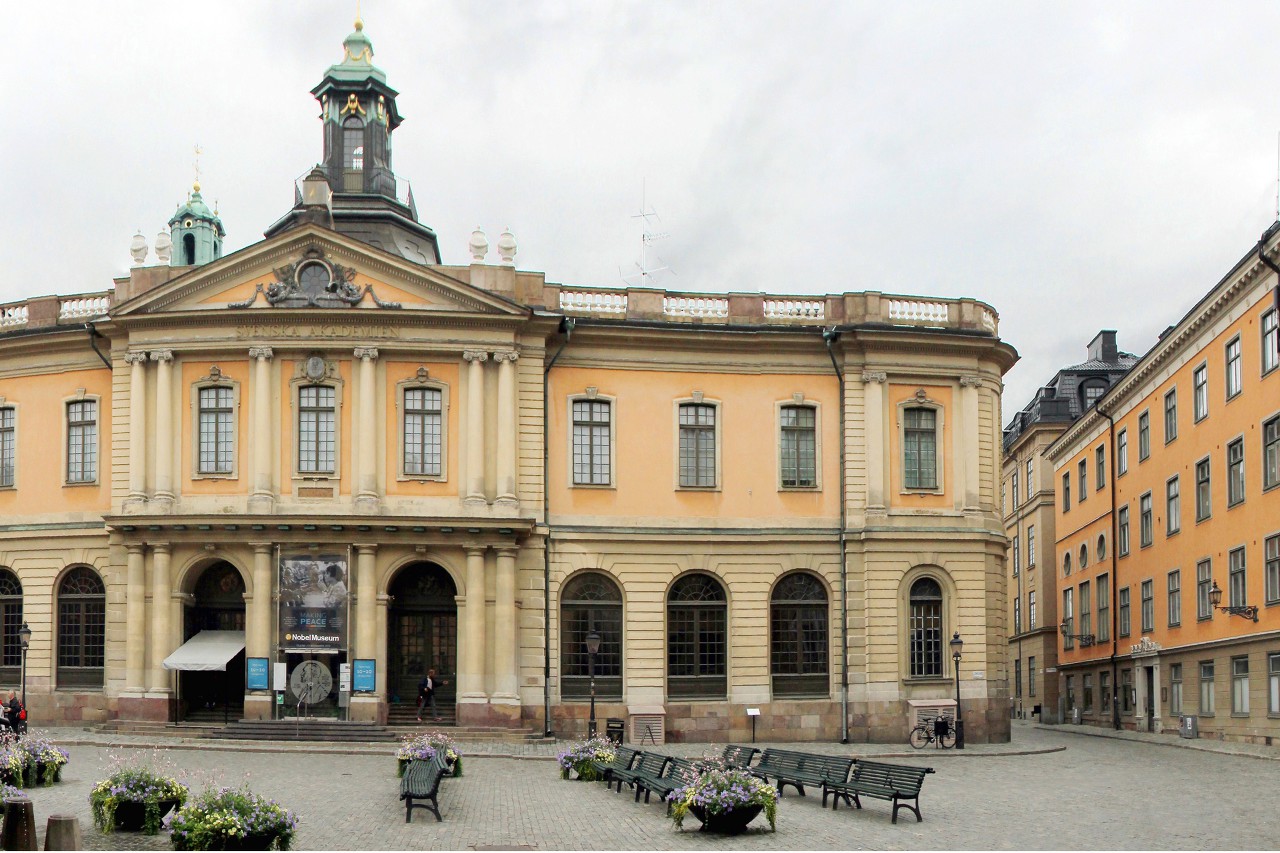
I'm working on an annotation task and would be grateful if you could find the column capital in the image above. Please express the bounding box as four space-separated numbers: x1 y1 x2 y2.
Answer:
250 542 273 555
354 346 380 360
126 543 146 555
151 542 171 555
464 544 488 557
959 375 984 388
355 543 379 555
462 350 489 363
124 351 149 365
150 349 174 363
494 545 520 557
248 346 274 360
860 370 887 384
493 350 520 363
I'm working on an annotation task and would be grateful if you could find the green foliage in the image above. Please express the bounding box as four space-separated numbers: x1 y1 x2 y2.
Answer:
167 786 299 851
89 766 189 835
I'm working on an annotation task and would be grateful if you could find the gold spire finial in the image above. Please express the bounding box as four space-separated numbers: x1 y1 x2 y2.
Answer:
355 1 363 30
193 143 203 193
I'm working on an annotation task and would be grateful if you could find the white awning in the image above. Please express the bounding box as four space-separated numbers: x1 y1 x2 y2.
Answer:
162 630 246 672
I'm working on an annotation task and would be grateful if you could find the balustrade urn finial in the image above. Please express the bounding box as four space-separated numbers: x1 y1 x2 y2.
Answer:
496 228 517 266
129 232 148 267
469 227 488 262
154 229 172 264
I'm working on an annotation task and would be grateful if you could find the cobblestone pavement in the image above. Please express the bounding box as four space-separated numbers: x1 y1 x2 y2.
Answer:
13 721 1280 850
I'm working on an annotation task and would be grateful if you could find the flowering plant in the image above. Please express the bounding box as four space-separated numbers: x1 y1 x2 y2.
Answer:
394 731 462 777
0 731 69 787
167 785 298 851
424 731 462 775
667 767 777 831
556 737 615 781
89 761 189 835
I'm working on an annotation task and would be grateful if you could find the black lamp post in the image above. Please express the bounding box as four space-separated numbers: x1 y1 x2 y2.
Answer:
18 622 31 710
950 631 965 750
585 630 601 738
1208 580 1258 622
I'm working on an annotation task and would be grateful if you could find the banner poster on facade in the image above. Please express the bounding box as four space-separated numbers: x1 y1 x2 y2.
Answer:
278 549 350 654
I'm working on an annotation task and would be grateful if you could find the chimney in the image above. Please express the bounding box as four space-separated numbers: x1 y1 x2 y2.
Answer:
1087 330 1118 363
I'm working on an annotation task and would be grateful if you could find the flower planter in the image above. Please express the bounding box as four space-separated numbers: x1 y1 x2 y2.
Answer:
220 831 285 850
110 798 182 833
689 803 764 835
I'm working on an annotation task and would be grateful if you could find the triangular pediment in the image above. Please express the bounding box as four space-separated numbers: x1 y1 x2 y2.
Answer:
111 225 528 319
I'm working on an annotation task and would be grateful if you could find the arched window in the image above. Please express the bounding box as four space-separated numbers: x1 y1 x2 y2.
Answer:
1096 534 1106 562
1079 543 1089 569
0 569 21 682
343 117 364 170
58 566 105 688
560 573 622 701
771 573 828 697
667 573 726 699
182 233 195 265
908 577 944 678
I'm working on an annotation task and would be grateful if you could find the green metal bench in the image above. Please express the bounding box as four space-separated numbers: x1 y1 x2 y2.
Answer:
609 751 670 794
822 759 935 823
399 754 448 823
720 744 760 769
751 748 854 797
593 745 639 784
634 756 700 811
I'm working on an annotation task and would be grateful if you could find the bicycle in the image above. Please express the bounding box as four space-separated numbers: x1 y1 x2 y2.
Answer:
909 714 956 749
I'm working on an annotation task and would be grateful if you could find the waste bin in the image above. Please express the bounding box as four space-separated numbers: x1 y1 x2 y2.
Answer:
605 718 625 745
1178 714 1198 739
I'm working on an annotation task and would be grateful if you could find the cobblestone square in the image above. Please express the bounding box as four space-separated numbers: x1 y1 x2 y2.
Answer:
11 722 1279 850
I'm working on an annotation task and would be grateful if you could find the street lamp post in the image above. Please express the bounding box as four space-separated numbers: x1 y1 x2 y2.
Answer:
585 631 601 739
19 622 31 712
1208 580 1259 622
950 631 965 750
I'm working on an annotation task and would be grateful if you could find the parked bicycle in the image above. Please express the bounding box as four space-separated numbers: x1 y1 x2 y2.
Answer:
909 713 956 749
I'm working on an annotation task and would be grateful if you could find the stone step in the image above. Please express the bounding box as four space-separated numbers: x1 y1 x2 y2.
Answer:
204 720 400 743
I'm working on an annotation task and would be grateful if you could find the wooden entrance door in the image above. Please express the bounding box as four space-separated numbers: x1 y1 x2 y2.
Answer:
388 564 458 710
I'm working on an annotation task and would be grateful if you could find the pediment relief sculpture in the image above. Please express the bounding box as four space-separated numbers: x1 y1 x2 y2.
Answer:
229 246 402 310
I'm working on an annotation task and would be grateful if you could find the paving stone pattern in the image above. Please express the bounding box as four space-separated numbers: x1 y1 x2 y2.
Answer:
11 722 1280 850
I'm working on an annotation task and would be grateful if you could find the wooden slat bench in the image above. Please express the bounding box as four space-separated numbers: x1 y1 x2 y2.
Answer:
822 759 935 823
400 754 448 823
635 757 700 811
751 748 854 797
593 745 639 783
609 751 670 794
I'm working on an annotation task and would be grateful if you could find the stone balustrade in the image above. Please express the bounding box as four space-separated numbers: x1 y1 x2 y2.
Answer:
0 292 113 331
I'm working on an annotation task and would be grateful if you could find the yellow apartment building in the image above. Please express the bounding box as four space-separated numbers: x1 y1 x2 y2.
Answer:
1049 227 1280 742
0 21 1017 743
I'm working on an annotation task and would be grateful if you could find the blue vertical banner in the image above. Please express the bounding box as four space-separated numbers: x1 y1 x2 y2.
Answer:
246 657 270 690
353 659 376 692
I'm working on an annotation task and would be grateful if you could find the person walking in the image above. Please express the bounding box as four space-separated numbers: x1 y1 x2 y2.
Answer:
416 668 444 722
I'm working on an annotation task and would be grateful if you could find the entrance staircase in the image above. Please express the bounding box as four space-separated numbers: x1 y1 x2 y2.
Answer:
204 719 400 743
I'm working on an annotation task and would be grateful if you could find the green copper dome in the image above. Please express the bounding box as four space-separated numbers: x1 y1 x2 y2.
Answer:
168 185 225 236
324 17 387 84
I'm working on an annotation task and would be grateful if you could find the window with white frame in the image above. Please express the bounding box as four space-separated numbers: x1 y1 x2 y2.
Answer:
908 577 944 677
1164 388 1178 443
1170 663 1183 715
1263 308 1279 375
1014 595 1022 634
1141 578 1154 633
1062 587 1074 650
1226 336 1242 399
197 386 235 475
1166 476 1180 535
1027 525 1035 566
1168 569 1181 627
66 400 97 483
1197 559 1212 620
1118 586 1131 636
1029 590 1037 629
1062 471 1071 511
1266 533 1279 605
1269 652 1280 715
1140 492 1153 547
1195 458 1211 521
1013 535 1020 575
1095 445 1105 489
571 398 611 485
1117 428 1129 475
1028 655 1037 696
404 387 444 478
1097 574 1109 642
297 385 336 474
1193 363 1208 421
1232 656 1249 715
1079 580 1091 638
1264 415 1279 491
1229 547 1246 609
902 407 938 490
1101 670 1112 714
1078 459 1088 501
1118 506 1130 556
779 405 817 488
1012 471 1019 509
1200 660 1215 715
1228 438 1245 506
1138 411 1150 461
1026 458 1034 502
678 402 717 488
1121 668 1132 714
0 407 13 487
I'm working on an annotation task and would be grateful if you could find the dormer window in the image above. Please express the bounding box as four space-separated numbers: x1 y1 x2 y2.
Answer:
1081 380 1107 410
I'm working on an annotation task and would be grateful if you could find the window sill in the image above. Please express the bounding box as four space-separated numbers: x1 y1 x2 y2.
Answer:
779 485 821 492
902 677 952 686
397 475 447 484
63 481 99 488
569 483 615 490
1230 713 1250 718
192 474 238 481
675 486 721 493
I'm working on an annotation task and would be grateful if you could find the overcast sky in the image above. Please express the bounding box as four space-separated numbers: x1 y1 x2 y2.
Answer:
5 1 1280 416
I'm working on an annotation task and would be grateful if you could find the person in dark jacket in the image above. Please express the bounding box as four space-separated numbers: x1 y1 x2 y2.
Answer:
416 669 445 722
6 692 23 735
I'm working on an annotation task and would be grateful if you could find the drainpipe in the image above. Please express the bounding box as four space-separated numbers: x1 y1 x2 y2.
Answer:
822 328 849 744
542 318 574 737
85 323 112 369
1094 400 1122 731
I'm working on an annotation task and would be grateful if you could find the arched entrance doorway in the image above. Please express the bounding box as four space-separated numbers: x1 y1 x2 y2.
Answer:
180 561 246 723
388 563 457 723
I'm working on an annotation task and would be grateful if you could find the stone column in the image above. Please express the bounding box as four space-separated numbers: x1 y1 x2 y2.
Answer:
354 347 380 512
249 543 273 659
355 544 378 660
147 543 172 695
861 371 887 512
125 352 149 508
492 547 519 704
494 351 519 505
460 545 488 701
124 544 147 692
463 351 488 504
151 350 175 508
248 347 275 513
960 376 982 513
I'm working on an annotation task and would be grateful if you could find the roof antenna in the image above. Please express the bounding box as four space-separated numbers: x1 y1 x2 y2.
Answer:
620 179 675 286
1274 130 1278 222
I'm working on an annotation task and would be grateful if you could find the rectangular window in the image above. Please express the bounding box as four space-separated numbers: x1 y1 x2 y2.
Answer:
404 387 444 478
1229 547 1246 609
1266 534 1280 606
779 405 816 487
1079 580 1092 639
1121 668 1133 714
1027 525 1036 567
1100 670 1112 716
1141 578 1154 633
1062 588 1074 650
1140 492 1153 547
1095 445 1106 489
297 385 336 474
1118 428 1129 475
1078 459 1088 501
1265 415 1279 491
1015 659 1022 698
1118 506 1130 556
1138 411 1150 461
1195 458 1211 521
0 407 13 487
1226 336 1242 399
1014 596 1022 634
1083 674 1094 713
1096 574 1109 642
1168 569 1181 627
1013 535 1020 575
1062 472 1071 511
197 386 235 475
1029 590 1037 629
678 403 717 487
1197 559 1213 620
1170 663 1183 715
1200 661 1216 715
902 407 937 489
1026 458 1034 502
1166 476 1180 535
1193 364 1208 421
1012 472 1019 509
1232 656 1250 715
1164 388 1178 443
1228 438 1245 506
66 399 97 483
1028 656 1036 697
1270 652 1280 715
1119 586 1131 637
1264 308 1279 375
1066 675 1076 711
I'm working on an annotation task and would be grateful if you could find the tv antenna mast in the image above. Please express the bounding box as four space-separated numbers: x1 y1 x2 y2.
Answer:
621 181 675 286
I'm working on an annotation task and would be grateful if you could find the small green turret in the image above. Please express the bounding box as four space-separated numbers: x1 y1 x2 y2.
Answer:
168 182 225 266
